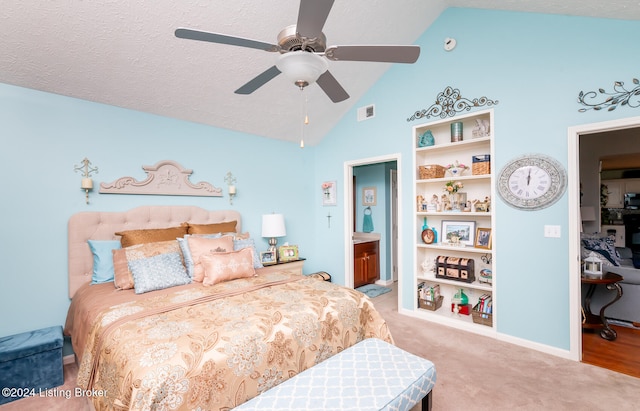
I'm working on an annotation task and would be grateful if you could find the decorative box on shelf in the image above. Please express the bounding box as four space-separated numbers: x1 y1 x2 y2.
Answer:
451 303 471 315
472 155 491 175
435 255 475 283
418 164 446 179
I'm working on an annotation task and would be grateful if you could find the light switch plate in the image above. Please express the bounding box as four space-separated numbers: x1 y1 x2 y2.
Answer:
544 225 561 238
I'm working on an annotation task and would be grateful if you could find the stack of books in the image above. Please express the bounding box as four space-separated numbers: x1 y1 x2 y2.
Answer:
475 293 492 318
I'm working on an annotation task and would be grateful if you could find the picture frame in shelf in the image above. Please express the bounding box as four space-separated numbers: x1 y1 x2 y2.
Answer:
441 220 476 246
474 227 492 249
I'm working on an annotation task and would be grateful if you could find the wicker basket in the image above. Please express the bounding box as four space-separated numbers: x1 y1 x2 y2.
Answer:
418 165 446 179
418 295 443 311
472 155 490 175
471 304 493 326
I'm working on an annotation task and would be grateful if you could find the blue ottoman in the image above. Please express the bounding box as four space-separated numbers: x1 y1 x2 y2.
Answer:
0 326 64 405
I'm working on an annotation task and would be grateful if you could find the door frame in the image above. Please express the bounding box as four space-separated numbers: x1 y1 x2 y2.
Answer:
343 153 402 289
568 115 640 361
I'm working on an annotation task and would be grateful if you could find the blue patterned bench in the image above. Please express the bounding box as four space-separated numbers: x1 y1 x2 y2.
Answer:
0 326 64 405
235 338 436 411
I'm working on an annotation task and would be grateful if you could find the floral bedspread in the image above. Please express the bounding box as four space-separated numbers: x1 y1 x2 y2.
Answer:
67 271 392 410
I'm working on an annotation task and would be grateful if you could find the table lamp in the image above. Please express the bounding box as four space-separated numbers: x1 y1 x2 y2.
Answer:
262 213 286 257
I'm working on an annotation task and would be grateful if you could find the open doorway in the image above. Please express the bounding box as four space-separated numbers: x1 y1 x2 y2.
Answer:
568 115 640 375
343 154 402 290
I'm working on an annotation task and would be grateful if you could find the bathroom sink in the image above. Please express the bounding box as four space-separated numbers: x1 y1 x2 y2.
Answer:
353 232 381 244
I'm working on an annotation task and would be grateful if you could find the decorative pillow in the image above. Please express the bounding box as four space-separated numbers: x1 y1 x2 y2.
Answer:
187 221 237 235
115 225 189 247
88 240 121 284
201 248 256 286
233 238 263 269
177 234 220 278
113 240 182 290
128 252 191 294
187 236 235 282
581 236 620 266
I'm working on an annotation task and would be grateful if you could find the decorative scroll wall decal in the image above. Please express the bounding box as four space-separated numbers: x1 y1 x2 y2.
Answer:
578 77 640 112
407 86 499 122
99 160 223 196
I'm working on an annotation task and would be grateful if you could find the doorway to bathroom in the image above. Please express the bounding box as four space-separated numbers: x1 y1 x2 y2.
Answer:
344 154 402 289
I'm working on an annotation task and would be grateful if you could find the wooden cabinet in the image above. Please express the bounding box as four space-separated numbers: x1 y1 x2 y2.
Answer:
412 108 496 335
354 241 379 288
602 180 624 208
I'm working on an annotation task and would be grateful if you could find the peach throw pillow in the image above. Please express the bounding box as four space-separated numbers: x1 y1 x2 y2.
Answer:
187 236 234 282
201 248 256 286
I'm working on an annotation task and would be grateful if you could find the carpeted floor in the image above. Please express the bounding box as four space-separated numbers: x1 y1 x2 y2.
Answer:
372 283 640 411
4 283 639 411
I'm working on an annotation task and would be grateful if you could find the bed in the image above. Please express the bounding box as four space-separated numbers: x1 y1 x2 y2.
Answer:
64 206 392 410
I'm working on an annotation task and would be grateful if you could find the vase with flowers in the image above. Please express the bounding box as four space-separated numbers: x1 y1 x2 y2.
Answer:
446 160 469 177
444 180 464 211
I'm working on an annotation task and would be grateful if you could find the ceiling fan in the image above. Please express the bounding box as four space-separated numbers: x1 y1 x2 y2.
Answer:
175 0 420 103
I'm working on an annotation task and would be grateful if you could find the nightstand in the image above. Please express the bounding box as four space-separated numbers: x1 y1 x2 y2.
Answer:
258 258 305 276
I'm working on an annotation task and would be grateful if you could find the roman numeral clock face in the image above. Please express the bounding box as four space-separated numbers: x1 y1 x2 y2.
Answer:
497 154 567 210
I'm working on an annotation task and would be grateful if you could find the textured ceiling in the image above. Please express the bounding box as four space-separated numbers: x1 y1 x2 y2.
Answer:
1 1 639 145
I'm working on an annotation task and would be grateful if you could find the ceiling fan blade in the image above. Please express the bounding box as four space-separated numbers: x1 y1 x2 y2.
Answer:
325 45 420 63
316 71 349 103
296 0 335 39
175 28 279 52
235 66 282 95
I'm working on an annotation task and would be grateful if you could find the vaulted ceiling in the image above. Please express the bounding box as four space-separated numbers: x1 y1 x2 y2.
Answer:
2 1 639 145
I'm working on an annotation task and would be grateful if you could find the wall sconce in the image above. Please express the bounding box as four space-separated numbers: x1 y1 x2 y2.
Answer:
74 157 98 204
224 171 237 205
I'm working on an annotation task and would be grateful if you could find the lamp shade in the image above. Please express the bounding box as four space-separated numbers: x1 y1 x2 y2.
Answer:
262 214 286 238
276 51 328 86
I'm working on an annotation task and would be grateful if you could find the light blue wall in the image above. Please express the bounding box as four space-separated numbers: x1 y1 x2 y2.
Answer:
315 8 640 351
0 84 318 341
2 8 640 355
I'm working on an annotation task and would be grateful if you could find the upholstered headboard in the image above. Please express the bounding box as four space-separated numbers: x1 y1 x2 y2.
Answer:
67 206 242 298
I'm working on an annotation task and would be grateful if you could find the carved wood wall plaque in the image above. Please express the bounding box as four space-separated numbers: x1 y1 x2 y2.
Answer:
99 160 223 196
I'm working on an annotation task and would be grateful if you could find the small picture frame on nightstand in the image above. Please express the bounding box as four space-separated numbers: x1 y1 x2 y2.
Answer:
260 251 277 265
278 245 299 262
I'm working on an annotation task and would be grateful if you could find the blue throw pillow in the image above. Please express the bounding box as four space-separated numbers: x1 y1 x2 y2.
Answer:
581 237 620 266
234 238 264 269
88 240 121 284
129 251 191 294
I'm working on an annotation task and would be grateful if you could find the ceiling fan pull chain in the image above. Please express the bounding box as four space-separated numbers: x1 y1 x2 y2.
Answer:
300 88 307 148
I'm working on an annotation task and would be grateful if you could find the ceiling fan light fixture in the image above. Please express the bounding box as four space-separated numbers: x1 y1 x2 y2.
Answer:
276 51 328 88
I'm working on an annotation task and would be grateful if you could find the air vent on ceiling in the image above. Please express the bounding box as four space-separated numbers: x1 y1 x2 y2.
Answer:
357 104 375 122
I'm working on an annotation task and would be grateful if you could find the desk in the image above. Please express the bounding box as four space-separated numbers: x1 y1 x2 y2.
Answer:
581 272 624 341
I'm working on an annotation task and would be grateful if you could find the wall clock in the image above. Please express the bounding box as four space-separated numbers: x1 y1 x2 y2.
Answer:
497 154 567 211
